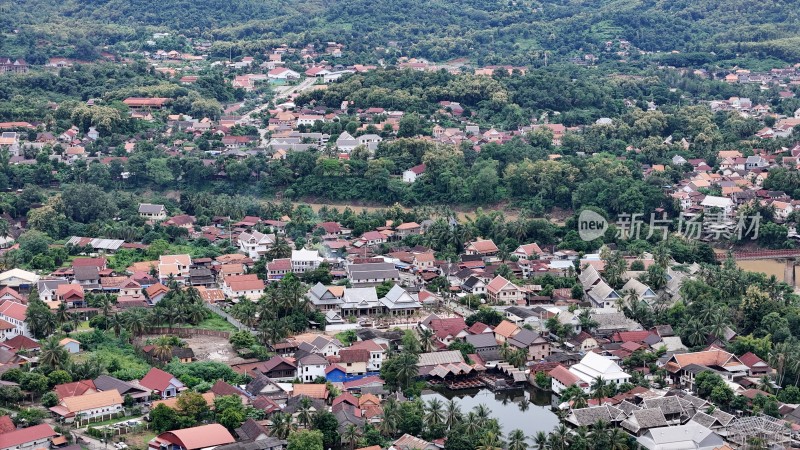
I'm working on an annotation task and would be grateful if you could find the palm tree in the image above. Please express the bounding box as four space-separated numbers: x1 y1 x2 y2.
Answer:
608 428 630 450
473 404 491 427
476 432 504 450
683 318 708 348
507 429 528 450
55 302 69 326
706 309 731 341
185 302 209 325
268 412 295 439
591 377 608 402
297 397 313 428
571 390 589 409
532 431 548 450
570 427 590 450
444 399 462 430
151 337 173 362
379 398 399 436
40 336 70 370
424 398 445 429
341 423 361 450
123 308 150 337
509 348 528 369
462 412 482 437
395 352 419 391
419 328 436 353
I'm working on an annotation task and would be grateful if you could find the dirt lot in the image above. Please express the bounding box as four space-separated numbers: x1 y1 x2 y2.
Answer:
139 334 250 365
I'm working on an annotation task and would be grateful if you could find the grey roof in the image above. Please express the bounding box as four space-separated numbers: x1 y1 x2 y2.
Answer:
37 278 68 291
508 329 546 347
138 203 165 214
622 408 668 433
464 333 499 349
236 418 268 441
311 335 342 350
299 353 329 366
570 405 624 427
216 437 286 450
506 306 536 319
617 400 641 416
643 396 686 416
710 408 734 426
347 262 400 281
73 266 99 281
690 411 717 429
245 374 282 396
342 287 379 308
380 285 421 310
417 351 464 367
93 375 145 395
636 422 724 450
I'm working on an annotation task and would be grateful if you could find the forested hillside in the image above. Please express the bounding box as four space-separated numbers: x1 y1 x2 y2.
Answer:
4 0 800 64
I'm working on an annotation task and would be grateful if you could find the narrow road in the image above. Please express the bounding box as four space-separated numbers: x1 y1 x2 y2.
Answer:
242 78 317 121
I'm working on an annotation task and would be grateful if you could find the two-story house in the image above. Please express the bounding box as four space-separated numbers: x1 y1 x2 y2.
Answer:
237 231 276 260
139 203 167 221
296 354 329 383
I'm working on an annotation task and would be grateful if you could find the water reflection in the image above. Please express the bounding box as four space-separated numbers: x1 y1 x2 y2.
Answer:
422 387 560 436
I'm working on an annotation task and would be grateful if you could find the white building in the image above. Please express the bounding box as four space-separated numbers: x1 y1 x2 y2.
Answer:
403 164 426 183
237 231 276 260
336 131 358 153
296 354 329 383
700 195 734 219
291 249 323 273
569 352 631 385
0 300 30 338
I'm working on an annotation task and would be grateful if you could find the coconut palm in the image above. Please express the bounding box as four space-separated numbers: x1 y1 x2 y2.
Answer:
507 429 528 450
395 352 419 390
683 318 708 348
473 404 491 427
476 431 504 450
570 427 590 450
151 337 173 362
268 412 295 439
424 398 445 429
39 336 70 370
185 302 209 325
379 398 399 436
341 423 361 450
462 412 482 437
532 431 548 450
297 397 313 428
419 328 436 353
55 302 69 326
706 309 731 341
444 399 462 429
122 307 150 336
591 377 608 402
608 428 630 450
571 390 589 409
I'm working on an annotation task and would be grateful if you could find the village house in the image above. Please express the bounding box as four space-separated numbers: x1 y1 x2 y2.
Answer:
149 424 235 450
403 164 426 183
139 368 186 399
49 390 123 422
158 255 192 284
296 353 329 382
486 276 523 304
291 249 323 273
237 231 276 260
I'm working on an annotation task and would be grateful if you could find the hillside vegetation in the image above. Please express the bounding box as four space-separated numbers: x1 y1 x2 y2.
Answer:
3 0 800 64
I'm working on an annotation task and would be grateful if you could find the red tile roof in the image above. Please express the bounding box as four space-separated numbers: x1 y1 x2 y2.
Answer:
54 380 96 400
0 415 15 433
140 367 177 392
0 423 57 448
428 317 467 339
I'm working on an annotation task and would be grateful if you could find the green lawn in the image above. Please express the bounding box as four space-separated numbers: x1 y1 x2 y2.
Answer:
152 313 238 332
